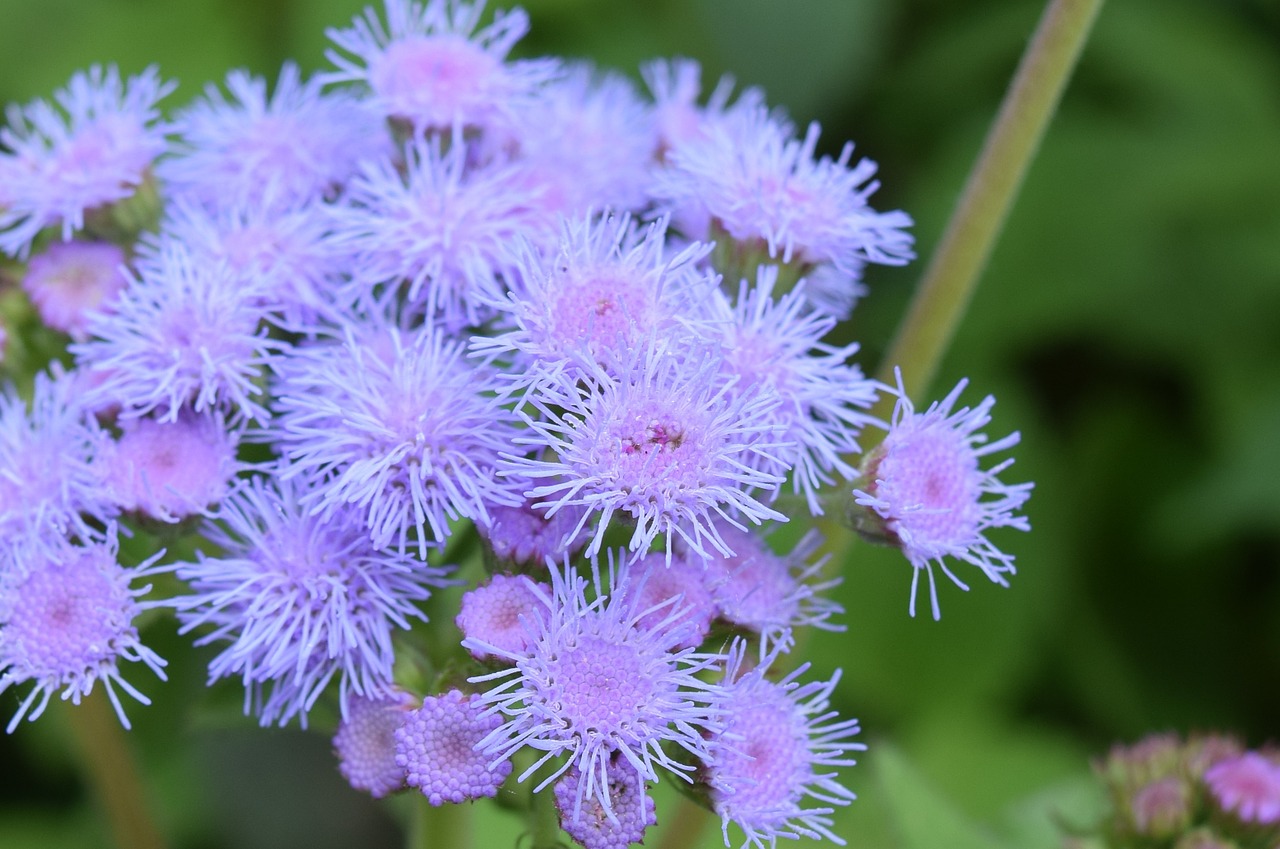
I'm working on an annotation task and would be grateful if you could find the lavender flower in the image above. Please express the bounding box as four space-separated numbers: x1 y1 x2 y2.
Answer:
395 689 512 805
323 0 558 137
173 476 453 727
162 62 386 209
21 241 129 339
480 497 588 566
455 573 549 662
0 65 172 258
504 339 788 562
852 373 1032 619
333 691 416 798
554 755 658 849
465 560 725 822
1204 752 1280 825
619 551 717 650
271 321 521 556
0 529 168 732
72 240 282 423
706 640 864 849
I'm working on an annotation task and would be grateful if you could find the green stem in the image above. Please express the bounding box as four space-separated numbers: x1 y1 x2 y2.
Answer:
655 792 714 849
873 0 1104 412
63 690 167 849
528 774 563 849
408 795 472 849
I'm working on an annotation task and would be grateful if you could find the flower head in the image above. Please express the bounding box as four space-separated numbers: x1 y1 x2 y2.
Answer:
162 62 386 209
455 573 549 661
465 560 725 821
0 65 171 258
1205 752 1280 825
270 321 522 556
480 497 588 566
0 529 167 732
333 691 416 797
21 240 129 339
852 372 1032 619
323 0 557 137
503 338 788 562
172 476 453 727
554 755 658 849
706 640 864 849
395 689 512 805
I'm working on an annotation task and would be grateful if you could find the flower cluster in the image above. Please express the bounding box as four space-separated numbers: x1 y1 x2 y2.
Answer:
0 1 1036 847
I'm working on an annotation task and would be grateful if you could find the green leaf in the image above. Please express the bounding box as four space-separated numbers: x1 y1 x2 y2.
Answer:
875 741 1007 849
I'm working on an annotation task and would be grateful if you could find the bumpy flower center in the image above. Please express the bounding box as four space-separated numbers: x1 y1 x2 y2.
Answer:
880 426 981 546
548 269 653 356
540 634 654 737
717 695 809 813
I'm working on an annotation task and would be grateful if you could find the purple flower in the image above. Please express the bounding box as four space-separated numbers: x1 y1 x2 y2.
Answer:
655 102 913 278
0 368 114 542
333 691 416 798
465 560 725 821
106 408 240 522
554 755 658 849
172 476 453 727
21 241 129 339
641 57 761 159
72 240 283 424
455 573 549 661
271 321 522 556
852 372 1032 619
619 551 717 650
0 529 167 732
480 497 589 566
1205 752 1280 825
395 689 512 805
710 265 879 513
473 212 716 383
162 62 387 209
706 641 864 849
505 338 791 562
323 0 558 137
0 65 172 258
326 137 553 329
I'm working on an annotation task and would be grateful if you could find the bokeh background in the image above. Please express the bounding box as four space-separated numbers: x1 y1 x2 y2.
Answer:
1 0 1278 847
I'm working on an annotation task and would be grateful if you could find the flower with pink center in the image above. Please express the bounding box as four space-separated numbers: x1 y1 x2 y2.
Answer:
395 689 512 805
0 65 172 258
619 551 717 650
270 321 522 556
1205 752 1280 825
504 338 789 562
107 408 240 522
162 62 387 209
0 529 168 732
699 525 842 652
455 573 549 661
554 755 658 849
327 137 553 329
21 241 129 339
333 691 416 798
480 497 589 566
706 640 864 849
852 371 1032 620
654 102 913 279
474 213 716 383
465 561 725 822
710 265 879 513
323 0 557 136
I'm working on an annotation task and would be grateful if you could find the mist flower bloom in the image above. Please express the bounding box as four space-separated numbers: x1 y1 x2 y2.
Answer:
106 408 240 522
706 641 864 849
455 573 549 661
0 65 172 258
504 339 788 562
323 0 557 136
163 62 386 209
480 497 588 566
395 689 512 805
73 241 282 423
554 756 658 849
619 550 717 650
271 322 521 555
852 373 1032 620
655 102 913 280
21 241 129 338
0 530 168 732
173 476 453 727
333 691 416 797
0 369 113 541
1205 752 1280 825
465 561 726 822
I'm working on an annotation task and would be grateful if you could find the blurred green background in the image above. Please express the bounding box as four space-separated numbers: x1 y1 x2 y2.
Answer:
2 0 1278 847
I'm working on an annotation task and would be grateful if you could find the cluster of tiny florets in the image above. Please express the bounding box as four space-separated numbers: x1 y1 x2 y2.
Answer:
0 2 1038 848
